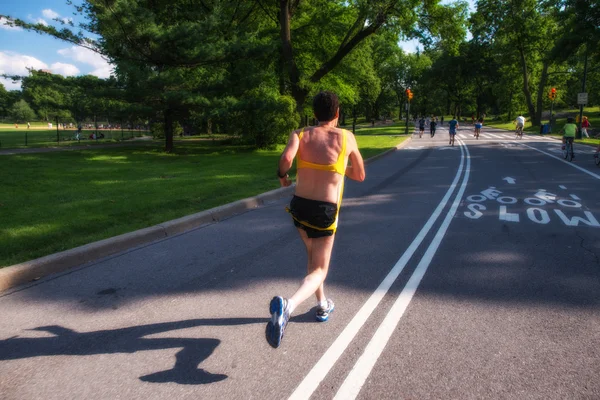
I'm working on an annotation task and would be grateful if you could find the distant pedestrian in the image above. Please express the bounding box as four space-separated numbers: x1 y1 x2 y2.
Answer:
27 122 30 129
441 115 444 126
430 117 437 138
581 116 590 138
15 123 18 128
418 117 425 138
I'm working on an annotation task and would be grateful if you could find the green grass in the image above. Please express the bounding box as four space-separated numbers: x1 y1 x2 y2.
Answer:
352 123 411 136
0 128 149 149
0 135 408 267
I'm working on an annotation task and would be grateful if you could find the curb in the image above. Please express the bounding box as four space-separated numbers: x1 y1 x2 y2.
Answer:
0 136 412 292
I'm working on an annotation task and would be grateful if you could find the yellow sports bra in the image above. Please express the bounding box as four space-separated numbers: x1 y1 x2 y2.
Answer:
296 128 347 175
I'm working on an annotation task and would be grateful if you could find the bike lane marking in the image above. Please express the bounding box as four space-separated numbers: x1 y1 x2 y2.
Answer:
515 142 600 180
288 141 467 400
332 139 471 400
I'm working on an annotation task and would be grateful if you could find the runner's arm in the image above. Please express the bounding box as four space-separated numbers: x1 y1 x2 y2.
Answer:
278 131 300 186
345 133 366 182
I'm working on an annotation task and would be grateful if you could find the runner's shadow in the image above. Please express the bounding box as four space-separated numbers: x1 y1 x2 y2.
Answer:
0 317 263 385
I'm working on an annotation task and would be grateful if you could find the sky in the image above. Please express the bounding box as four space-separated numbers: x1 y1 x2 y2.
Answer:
0 0 476 91
0 0 112 90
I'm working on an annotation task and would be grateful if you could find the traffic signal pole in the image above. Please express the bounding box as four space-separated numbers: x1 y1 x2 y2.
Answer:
405 101 410 135
577 51 588 140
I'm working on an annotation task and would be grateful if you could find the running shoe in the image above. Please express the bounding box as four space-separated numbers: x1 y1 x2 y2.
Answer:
315 299 335 322
266 296 290 348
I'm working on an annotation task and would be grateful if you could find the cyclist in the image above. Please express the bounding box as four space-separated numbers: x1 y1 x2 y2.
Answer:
560 117 577 160
448 116 459 146
418 117 425 138
474 118 483 139
514 115 525 138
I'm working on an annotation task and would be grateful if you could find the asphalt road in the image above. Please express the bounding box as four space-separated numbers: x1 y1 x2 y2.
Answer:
1 125 599 400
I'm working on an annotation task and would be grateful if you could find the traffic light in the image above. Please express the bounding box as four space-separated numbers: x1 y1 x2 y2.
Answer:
549 87 557 100
406 88 413 101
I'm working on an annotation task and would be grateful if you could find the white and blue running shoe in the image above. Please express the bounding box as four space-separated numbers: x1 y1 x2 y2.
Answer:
266 296 290 348
315 299 335 322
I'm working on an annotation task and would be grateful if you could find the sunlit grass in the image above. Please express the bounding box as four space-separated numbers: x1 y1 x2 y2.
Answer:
0 135 407 267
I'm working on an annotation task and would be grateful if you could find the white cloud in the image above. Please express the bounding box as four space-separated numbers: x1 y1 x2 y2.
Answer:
58 46 113 78
0 52 48 90
62 17 73 24
42 9 60 19
50 62 80 76
36 18 48 26
0 17 22 31
0 51 48 76
0 77 21 90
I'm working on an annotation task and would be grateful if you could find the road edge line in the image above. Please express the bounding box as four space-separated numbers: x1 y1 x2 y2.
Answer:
516 142 600 180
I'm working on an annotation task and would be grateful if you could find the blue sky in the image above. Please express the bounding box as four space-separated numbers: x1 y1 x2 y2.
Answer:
1 0 476 91
0 0 112 90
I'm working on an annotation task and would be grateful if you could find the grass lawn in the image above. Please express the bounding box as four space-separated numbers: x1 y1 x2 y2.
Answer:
0 128 149 149
0 134 408 267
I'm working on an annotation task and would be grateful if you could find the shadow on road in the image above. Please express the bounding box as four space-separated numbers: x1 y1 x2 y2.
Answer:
0 318 264 385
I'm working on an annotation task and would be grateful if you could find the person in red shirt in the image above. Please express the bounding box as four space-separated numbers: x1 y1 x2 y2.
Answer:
581 116 591 138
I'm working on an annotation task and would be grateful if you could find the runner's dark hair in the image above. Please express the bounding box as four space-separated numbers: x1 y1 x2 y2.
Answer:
313 91 339 122
567 117 575 123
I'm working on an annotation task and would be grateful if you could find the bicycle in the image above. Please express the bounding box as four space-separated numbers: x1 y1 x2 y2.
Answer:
515 125 524 139
563 137 574 162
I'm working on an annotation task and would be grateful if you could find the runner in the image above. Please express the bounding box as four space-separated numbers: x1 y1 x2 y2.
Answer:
418 117 425 138
474 118 483 139
430 117 437 138
266 91 366 348
441 115 444 126
448 115 459 146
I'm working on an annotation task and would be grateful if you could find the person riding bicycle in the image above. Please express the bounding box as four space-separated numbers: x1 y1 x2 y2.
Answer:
514 115 525 136
560 117 577 160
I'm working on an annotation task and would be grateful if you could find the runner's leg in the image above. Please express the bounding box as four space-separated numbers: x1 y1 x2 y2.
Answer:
289 230 335 307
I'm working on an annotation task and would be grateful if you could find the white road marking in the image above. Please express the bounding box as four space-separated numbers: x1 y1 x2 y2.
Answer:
287 141 468 400
502 177 516 184
559 185 567 189
570 194 581 200
487 133 503 139
499 205 520 222
516 142 600 180
333 139 471 400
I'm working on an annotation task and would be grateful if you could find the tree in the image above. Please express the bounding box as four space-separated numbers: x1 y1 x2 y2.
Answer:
272 0 468 115
9 100 36 123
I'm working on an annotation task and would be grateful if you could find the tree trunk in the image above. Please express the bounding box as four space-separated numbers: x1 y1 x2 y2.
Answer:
535 60 550 127
352 106 357 134
517 47 538 125
164 108 174 153
279 0 308 117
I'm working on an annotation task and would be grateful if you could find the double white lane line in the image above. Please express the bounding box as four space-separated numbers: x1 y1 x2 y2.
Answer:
289 139 471 400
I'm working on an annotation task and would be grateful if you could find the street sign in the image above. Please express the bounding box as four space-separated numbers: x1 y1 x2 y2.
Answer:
578 92 588 105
